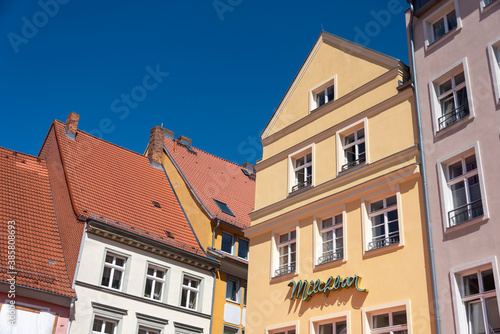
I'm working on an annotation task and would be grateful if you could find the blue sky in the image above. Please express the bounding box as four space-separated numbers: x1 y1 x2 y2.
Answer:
0 0 409 165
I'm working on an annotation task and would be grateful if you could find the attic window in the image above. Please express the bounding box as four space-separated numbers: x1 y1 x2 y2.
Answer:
166 231 175 239
48 259 55 265
213 199 235 217
152 201 162 208
241 168 256 180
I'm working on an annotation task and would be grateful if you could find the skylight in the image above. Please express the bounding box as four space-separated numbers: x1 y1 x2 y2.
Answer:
213 199 235 217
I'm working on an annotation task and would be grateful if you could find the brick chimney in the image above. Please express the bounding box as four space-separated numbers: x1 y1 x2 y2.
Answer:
176 135 192 147
65 112 79 139
148 126 171 166
241 162 255 173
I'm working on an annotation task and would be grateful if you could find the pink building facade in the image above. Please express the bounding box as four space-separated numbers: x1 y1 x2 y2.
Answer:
406 0 500 333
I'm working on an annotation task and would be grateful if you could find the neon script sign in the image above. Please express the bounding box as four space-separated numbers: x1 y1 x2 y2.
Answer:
288 275 367 301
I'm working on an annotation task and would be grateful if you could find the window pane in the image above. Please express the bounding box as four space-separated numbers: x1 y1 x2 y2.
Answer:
156 269 164 279
373 313 390 328
238 239 249 259
336 321 347 334
345 146 356 162
393 310 407 325
456 87 469 110
358 142 366 156
451 181 467 208
335 228 343 239
319 323 333 334
335 215 342 225
448 160 463 179
306 153 312 163
183 277 189 286
153 281 162 300
344 133 355 145
327 86 334 102
181 288 188 307
357 128 365 139
323 241 333 253
468 175 482 202
441 95 455 116
317 93 326 107
101 267 111 287
468 300 485 334
447 10 457 31
147 268 154 276
482 270 496 292
296 169 305 184
93 319 103 331
322 218 333 229
112 270 122 289
386 195 397 207
191 279 199 289
373 223 385 238
221 233 233 253
295 156 304 167
104 321 115 334
144 279 152 297
465 155 477 172
279 234 288 244
463 273 480 296
188 290 197 309
455 72 465 85
433 18 445 40
371 200 384 212
290 230 296 240
105 255 113 264
115 257 124 267
439 79 452 95
226 279 237 301
486 297 500 332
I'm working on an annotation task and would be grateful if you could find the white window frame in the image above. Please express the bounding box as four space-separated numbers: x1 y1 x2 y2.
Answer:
481 0 500 13
309 75 337 112
287 144 315 194
361 187 404 254
180 274 201 311
143 264 167 301
423 0 462 50
138 327 160 334
336 118 369 174
362 301 412 334
310 311 350 334
450 257 500 334
265 321 298 334
429 59 474 135
271 223 299 279
487 37 500 105
225 276 241 303
91 303 126 334
221 231 235 255
92 317 118 334
313 206 346 267
437 142 488 233
100 251 128 291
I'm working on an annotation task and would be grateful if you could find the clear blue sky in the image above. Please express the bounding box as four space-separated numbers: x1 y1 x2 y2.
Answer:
0 0 409 165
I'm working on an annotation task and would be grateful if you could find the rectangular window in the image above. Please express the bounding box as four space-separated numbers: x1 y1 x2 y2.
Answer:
226 276 240 303
487 39 500 103
224 326 239 334
445 154 483 227
368 195 399 250
92 317 117 334
317 321 347 334
370 309 407 334
221 232 235 254
138 328 160 334
144 265 166 301
318 214 343 264
431 9 457 42
275 230 296 277
341 128 366 171
315 85 335 108
437 71 469 131
243 280 247 306
101 252 126 290
238 238 249 260
292 152 312 192
181 276 200 310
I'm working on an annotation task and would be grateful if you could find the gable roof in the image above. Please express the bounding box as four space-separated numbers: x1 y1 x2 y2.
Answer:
0 147 75 298
163 137 255 229
49 120 206 258
261 31 401 139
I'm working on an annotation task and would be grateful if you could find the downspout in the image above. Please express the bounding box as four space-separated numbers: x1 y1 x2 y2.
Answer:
209 268 217 334
212 219 221 249
67 221 87 334
407 2 441 334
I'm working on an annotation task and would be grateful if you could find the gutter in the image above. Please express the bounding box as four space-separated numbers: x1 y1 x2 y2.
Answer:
407 2 441 333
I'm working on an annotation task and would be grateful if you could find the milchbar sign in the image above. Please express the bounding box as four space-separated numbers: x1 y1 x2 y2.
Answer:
288 275 367 301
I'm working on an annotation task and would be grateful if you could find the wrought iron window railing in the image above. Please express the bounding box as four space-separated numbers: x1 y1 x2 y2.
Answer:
291 177 312 192
274 264 296 277
438 104 469 130
448 199 483 227
341 156 366 172
318 250 343 264
368 236 400 250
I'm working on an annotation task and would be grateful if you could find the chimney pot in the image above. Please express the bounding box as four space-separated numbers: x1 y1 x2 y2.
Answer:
66 112 80 138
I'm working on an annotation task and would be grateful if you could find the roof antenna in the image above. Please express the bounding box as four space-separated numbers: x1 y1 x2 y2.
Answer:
161 122 163 127
321 24 324 32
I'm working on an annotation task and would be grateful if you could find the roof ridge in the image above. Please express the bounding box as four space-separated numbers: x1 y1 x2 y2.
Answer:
0 146 46 162
169 137 245 169
53 120 151 160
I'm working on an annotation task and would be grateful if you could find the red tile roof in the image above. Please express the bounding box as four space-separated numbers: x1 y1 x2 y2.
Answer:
163 137 255 229
0 147 75 298
49 121 206 257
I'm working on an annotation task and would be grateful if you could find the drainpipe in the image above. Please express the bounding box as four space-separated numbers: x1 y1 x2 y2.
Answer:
407 2 441 334
209 268 217 334
212 219 221 249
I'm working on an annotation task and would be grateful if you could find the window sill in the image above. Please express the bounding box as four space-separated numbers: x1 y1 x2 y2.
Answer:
445 215 488 234
288 184 313 197
270 271 297 283
425 27 461 52
338 162 367 176
225 299 241 305
313 258 346 272
363 242 403 259
435 115 474 138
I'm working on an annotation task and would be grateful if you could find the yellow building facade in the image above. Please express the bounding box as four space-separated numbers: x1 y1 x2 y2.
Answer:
245 32 436 334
